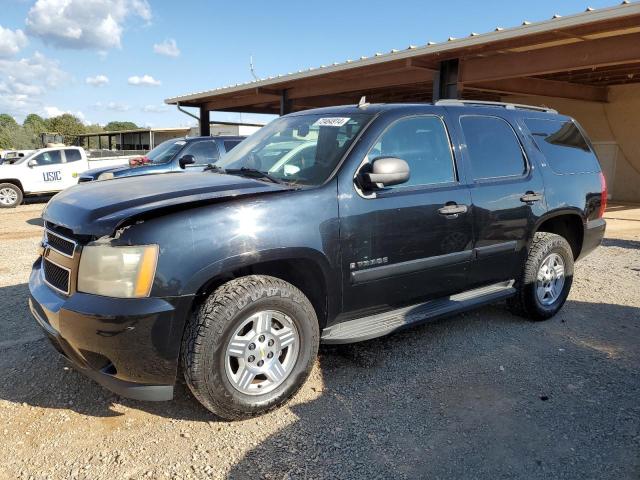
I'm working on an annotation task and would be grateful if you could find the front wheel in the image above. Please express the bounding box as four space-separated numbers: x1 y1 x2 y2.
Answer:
0 183 23 208
508 232 574 320
181 275 319 420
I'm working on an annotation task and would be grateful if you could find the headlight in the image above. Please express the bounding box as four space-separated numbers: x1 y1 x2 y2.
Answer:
97 172 114 181
78 245 159 298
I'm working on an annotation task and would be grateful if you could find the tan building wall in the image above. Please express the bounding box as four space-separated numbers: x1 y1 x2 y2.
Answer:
503 83 640 202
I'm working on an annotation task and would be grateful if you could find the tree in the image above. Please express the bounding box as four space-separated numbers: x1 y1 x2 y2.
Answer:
46 113 85 144
0 113 18 129
84 124 105 134
0 122 34 149
23 113 47 132
104 121 138 131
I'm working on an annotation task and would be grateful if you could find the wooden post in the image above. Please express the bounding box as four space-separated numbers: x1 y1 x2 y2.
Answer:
280 90 292 116
433 59 459 101
199 106 210 136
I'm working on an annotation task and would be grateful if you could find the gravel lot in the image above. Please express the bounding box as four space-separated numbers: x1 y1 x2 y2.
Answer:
0 202 639 480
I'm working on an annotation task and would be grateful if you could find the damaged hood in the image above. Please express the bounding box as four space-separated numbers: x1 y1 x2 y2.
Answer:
43 172 293 236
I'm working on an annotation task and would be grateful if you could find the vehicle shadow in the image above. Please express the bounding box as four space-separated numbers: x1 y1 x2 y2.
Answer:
26 217 44 227
226 300 640 479
601 237 640 250
23 194 54 206
2 280 639 478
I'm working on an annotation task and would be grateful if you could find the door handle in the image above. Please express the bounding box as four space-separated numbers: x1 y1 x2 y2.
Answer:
438 203 468 217
520 191 543 203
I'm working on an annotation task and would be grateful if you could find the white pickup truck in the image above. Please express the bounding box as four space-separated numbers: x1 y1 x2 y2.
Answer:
0 146 130 208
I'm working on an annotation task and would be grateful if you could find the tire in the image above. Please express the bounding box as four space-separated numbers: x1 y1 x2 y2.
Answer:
181 275 319 420
0 183 23 208
508 232 574 321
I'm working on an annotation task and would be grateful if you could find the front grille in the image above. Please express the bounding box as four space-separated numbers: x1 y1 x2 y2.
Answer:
45 230 76 257
43 259 70 295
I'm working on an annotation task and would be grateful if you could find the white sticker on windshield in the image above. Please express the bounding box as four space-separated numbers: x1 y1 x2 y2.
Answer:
313 117 351 127
175 141 186 145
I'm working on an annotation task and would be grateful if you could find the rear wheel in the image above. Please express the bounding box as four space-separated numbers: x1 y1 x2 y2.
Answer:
181 275 319 420
0 183 22 208
508 232 574 320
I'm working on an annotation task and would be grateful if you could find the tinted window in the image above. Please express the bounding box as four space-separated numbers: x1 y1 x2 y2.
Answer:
64 149 82 162
182 141 220 165
370 116 456 187
524 119 600 174
461 116 526 180
223 140 242 152
33 150 62 166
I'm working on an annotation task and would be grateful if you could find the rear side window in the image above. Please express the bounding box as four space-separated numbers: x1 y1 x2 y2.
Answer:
64 149 82 162
182 140 220 165
223 140 242 152
460 116 526 180
524 119 600 174
370 115 456 188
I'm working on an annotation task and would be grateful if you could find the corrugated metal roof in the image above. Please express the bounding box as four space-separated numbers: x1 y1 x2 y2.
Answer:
165 1 639 105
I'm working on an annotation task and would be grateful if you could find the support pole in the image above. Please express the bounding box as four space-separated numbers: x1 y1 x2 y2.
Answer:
433 59 460 101
280 90 292 116
199 106 210 136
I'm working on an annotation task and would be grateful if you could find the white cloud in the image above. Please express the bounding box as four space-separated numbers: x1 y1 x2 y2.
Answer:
153 38 180 57
128 74 161 86
0 52 69 117
43 106 65 117
93 101 130 112
86 74 109 86
0 26 28 57
142 104 168 113
43 106 87 123
26 0 151 51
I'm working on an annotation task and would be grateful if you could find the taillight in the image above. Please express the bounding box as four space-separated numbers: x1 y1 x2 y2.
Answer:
598 172 607 218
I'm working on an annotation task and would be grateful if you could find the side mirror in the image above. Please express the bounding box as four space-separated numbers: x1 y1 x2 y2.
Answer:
179 154 196 169
362 156 410 188
27 159 37 168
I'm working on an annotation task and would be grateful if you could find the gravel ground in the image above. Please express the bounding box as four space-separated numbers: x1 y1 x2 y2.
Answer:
0 203 639 480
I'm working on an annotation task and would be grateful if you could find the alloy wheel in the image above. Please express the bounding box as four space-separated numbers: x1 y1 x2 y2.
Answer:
535 253 565 306
224 310 300 395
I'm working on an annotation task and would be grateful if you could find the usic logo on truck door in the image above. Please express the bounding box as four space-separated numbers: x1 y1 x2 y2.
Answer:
43 171 62 182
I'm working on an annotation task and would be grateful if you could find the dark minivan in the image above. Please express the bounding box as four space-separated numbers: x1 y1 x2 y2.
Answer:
29 101 606 419
79 135 245 182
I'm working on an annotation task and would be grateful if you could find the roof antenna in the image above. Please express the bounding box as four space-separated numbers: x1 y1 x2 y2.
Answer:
358 96 370 109
249 55 259 81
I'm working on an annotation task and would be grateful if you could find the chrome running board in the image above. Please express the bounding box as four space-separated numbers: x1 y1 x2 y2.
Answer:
321 281 515 344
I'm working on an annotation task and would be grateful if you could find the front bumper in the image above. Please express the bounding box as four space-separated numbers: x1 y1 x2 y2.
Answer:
28 257 193 401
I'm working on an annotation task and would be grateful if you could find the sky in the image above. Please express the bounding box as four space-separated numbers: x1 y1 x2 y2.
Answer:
0 0 627 128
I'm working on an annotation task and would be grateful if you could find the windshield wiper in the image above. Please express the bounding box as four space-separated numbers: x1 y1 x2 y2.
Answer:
225 167 286 185
204 163 225 173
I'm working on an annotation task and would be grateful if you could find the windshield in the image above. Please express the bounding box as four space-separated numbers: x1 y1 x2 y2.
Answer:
216 113 372 186
146 139 186 164
7 150 37 165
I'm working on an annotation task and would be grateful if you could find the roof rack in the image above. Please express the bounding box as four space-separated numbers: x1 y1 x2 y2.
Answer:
435 99 557 114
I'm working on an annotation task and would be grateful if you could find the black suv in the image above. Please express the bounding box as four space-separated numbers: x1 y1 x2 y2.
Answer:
29 101 606 419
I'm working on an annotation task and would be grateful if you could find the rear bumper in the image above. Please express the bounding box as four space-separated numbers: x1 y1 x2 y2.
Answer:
28 258 193 401
579 218 606 260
